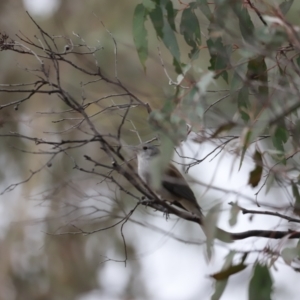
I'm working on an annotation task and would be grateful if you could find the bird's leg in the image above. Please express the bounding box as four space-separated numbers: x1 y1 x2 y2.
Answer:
139 196 170 218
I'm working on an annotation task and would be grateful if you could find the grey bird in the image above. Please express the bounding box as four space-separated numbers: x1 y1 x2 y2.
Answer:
136 144 204 219
135 144 232 243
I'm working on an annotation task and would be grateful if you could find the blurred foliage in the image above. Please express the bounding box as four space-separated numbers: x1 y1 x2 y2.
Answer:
0 0 300 299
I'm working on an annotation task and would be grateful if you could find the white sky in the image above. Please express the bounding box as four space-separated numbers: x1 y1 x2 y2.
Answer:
23 0 60 17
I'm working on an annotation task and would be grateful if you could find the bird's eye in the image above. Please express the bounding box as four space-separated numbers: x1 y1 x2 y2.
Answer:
143 146 148 150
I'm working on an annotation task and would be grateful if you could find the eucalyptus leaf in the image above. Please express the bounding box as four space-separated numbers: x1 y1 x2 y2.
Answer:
180 6 201 58
211 251 235 300
248 150 263 188
133 4 149 70
207 37 229 83
249 264 273 300
196 0 212 21
281 246 300 265
279 0 294 15
204 203 222 260
229 201 240 226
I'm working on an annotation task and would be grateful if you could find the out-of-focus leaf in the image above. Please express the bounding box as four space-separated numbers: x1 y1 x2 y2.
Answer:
292 182 300 216
212 0 230 28
291 119 300 148
229 201 240 226
281 246 300 265
238 85 250 122
149 1 181 71
248 150 263 188
211 122 236 138
230 60 248 90
265 173 275 195
211 263 247 280
249 264 273 300
211 279 227 300
196 0 212 21
148 101 187 145
133 4 149 70
204 203 221 260
161 97 176 114
255 26 287 50
180 71 214 122
142 0 156 11
162 16 181 62
230 64 250 122
239 128 252 170
230 70 242 92
180 6 201 59
149 3 164 38
207 37 229 83
231 2 254 42
211 251 235 300
271 121 288 164
279 0 294 15
180 86 204 124
296 55 300 69
278 65 289 87
165 0 177 32
246 56 268 99
173 57 183 74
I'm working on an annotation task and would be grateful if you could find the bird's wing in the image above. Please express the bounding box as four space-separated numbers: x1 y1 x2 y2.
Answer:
162 164 198 204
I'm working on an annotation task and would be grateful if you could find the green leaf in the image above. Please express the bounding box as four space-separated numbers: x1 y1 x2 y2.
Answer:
142 0 156 11
282 246 300 265
279 0 294 15
292 182 300 216
255 26 287 50
229 201 240 226
248 150 263 188
212 0 229 28
196 0 212 21
246 56 268 99
246 55 266 79
173 57 183 74
165 0 177 32
271 121 288 163
211 251 235 300
230 60 248 90
249 264 273 300
211 122 236 138
148 97 188 145
149 1 181 64
211 263 247 280
296 55 300 69
180 6 201 59
265 173 275 195
231 2 254 41
207 37 229 83
181 86 201 122
149 2 164 38
239 128 252 170
204 203 221 260
292 119 300 148
230 70 243 92
162 15 181 62
238 85 250 122
133 4 149 70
